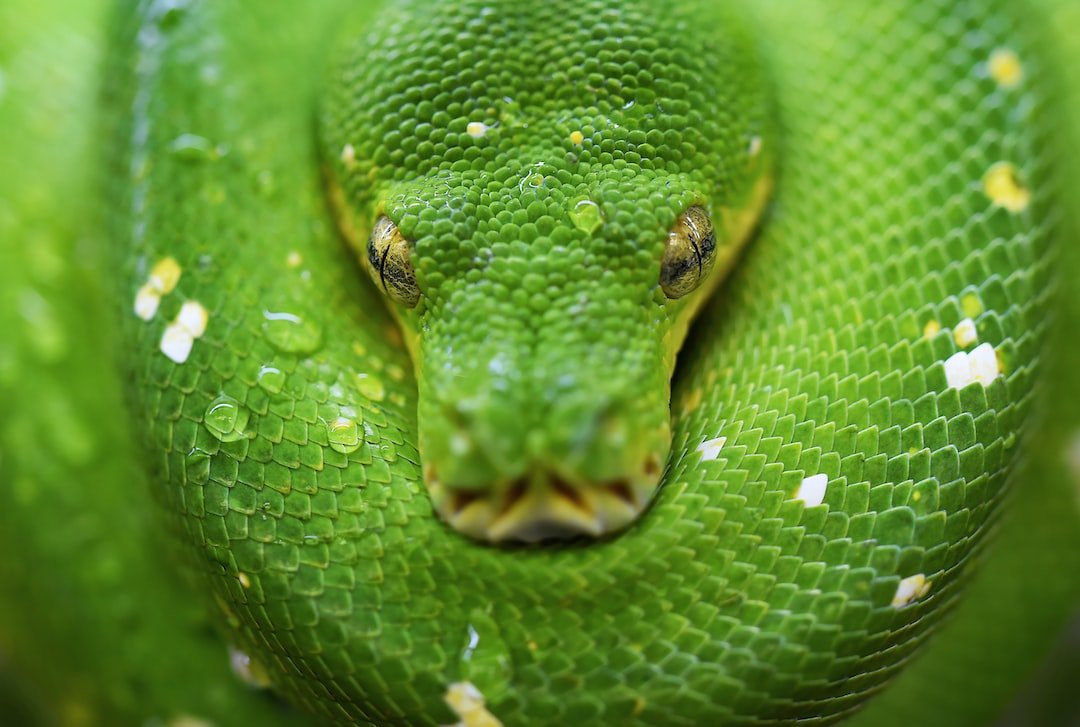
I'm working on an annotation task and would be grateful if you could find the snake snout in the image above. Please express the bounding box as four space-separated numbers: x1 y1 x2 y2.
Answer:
426 466 660 543
418 362 672 543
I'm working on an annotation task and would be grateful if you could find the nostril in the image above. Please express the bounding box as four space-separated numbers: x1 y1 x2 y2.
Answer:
607 481 636 506
551 476 587 509
644 452 662 479
498 478 528 516
449 489 482 515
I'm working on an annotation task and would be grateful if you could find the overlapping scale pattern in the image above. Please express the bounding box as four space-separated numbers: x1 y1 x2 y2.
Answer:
104 0 1052 724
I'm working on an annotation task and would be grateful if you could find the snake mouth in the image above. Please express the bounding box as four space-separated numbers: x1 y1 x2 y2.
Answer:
426 467 659 543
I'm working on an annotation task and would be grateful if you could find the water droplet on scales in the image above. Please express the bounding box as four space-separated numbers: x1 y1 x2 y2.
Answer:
204 395 249 442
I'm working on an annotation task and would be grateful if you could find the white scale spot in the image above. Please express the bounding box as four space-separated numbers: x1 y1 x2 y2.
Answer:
161 300 209 363
340 143 357 168
953 318 978 348
944 342 1000 389
134 283 161 320
467 121 489 138
160 326 194 363
450 431 472 456
696 436 726 461
748 135 762 157
794 474 828 507
286 250 303 268
891 573 931 608
228 646 272 688
444 682 503 727
176 300 208 337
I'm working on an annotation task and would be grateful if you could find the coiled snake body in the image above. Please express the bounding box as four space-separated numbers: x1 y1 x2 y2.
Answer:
2 0 1077 725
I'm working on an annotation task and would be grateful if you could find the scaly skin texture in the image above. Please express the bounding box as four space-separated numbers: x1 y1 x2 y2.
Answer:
322 1 770 541
2 0 1080 725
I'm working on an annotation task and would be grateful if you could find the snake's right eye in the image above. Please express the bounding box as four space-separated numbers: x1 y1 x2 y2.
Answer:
366 215 420 308
659 205 716 299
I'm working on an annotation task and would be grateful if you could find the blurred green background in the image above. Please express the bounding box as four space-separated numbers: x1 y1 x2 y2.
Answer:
0 0 1077 725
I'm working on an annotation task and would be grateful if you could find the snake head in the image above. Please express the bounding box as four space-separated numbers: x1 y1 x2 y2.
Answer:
323 0 771 542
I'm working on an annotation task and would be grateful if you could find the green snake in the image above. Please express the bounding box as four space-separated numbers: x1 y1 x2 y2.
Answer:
3 0 1080 725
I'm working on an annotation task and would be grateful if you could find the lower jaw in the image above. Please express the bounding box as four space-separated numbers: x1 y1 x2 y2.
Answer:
426 472 661 544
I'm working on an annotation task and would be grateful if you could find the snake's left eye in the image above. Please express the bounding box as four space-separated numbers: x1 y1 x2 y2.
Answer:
366 215 420 307
659 205 716 299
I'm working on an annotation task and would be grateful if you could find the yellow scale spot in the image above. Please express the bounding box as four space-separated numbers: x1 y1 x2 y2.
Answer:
1067 432 1080 509
681 387 703 415
891 573 932 608
166 716 214 727
286 250 303 268
923 319 941 339
953 318 978 348
214 593 240 629
444 682 503 727
960 293 984 319
467 121 489 138
149 256 182 294
238 572 251 589
569 130 584 145
60 701 94 727
134 256 183 321
983 161 1030 213
989 48 1023 88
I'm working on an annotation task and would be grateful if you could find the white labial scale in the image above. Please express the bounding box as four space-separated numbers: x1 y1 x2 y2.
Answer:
794 474 828 507
696 436 726 461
